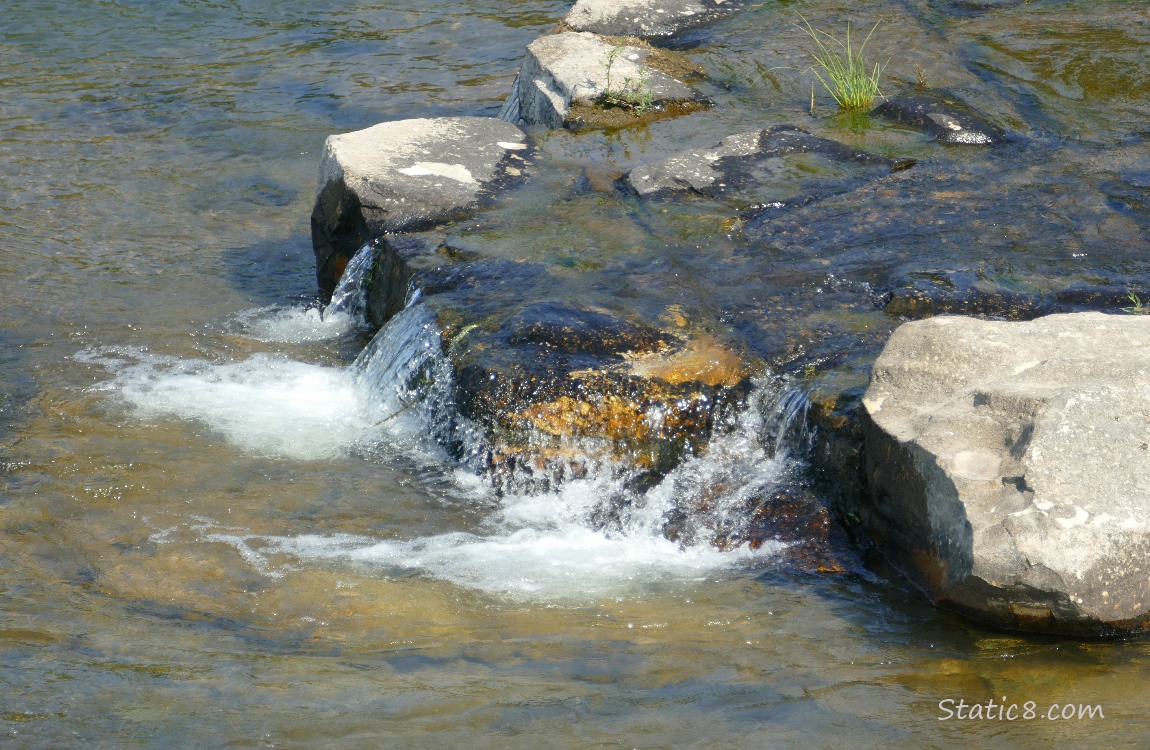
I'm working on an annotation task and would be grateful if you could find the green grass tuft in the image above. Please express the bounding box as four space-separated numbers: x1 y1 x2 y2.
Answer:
1123 292 1150 315
798 15 884 112
599 46 656 115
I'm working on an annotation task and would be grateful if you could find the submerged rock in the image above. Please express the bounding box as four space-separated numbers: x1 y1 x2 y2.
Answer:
862 312 1150 635
943 0 1024 12
881 273 1042 321
564 0 746 39
310 116 529 294
509 31 703 128
503 301 672 355
628 124 912 202
872 91 1008 145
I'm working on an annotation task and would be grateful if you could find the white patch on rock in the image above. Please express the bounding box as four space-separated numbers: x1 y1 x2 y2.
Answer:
397 162 477 184
1055 506 1090 529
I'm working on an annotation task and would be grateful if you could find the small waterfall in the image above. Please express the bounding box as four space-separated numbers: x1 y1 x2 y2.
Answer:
620 379 812 549
222 243 378 344
125 284 823 600
351 302 472 459
324 242 376 322
759 384 811 460
182 374 816 600
348 311 815 551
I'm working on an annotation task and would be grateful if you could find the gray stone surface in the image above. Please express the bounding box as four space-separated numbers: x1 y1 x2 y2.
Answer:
310 116 528 293
628 131 762 196
565 0 744 38
862 312 1150 634
513 32 697 128
628 125 909 200
872 90 1008 145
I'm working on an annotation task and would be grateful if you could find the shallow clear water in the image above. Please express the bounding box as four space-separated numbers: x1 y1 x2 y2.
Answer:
3 0 1150 747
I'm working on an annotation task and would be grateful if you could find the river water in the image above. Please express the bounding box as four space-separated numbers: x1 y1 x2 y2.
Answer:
3 0 1150 747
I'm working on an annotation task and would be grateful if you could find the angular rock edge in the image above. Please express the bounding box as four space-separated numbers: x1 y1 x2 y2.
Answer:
310 116 530 294
507 31 703 128
860 312 1150 636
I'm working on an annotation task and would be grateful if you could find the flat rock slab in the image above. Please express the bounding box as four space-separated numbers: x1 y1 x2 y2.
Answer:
628 125 911 202
310 116 529 293
513 31 700 128
863 312 1150 635
873 90 1008 145
565 0 746 38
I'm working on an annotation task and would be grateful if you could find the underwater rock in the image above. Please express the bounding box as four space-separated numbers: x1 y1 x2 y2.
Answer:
456 335 753 485
564 0 746 39
881 274 1042 321
944 0 1024 12
502 301 672 355
310 116 529 294
881 275 1145 323
627 125 912 201
457 303 756 488
862 312 1150 635
872 91 1008 145
509 31 702 128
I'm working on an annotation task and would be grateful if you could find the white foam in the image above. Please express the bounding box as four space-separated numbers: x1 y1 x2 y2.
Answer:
94 350 372 460
93 305 805 601
196 524 771 602
231 304 358 343
160 383 801 603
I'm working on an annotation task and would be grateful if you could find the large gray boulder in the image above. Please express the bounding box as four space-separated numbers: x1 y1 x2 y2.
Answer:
511 32 699 128
862 312 1150 635
564 0 745 38
310 116 528 293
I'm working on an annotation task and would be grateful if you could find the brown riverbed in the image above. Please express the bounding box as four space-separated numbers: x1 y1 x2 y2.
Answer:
2 0 1149 746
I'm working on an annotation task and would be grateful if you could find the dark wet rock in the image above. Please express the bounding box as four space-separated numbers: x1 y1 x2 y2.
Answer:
944 0 1025 12
353 239 757 489
1052 285 1148 312
745 487 856 574
862 312 1150 635
451 312 756 489
455 332 754 488
806 366 871 515
737 151 1147 289
310 116 530 294
564 0 747 39
361 234 447 329
628 125 913 201
502 302 672 356
881 275 1147 323
873 91 1008 145
360 236 556 331
881 274 1042 321
509 31 703 129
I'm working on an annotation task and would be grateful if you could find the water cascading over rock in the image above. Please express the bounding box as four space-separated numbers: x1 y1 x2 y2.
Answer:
323 241 840 565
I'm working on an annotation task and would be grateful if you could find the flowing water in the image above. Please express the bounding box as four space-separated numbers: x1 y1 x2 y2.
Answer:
3 0 1150 747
